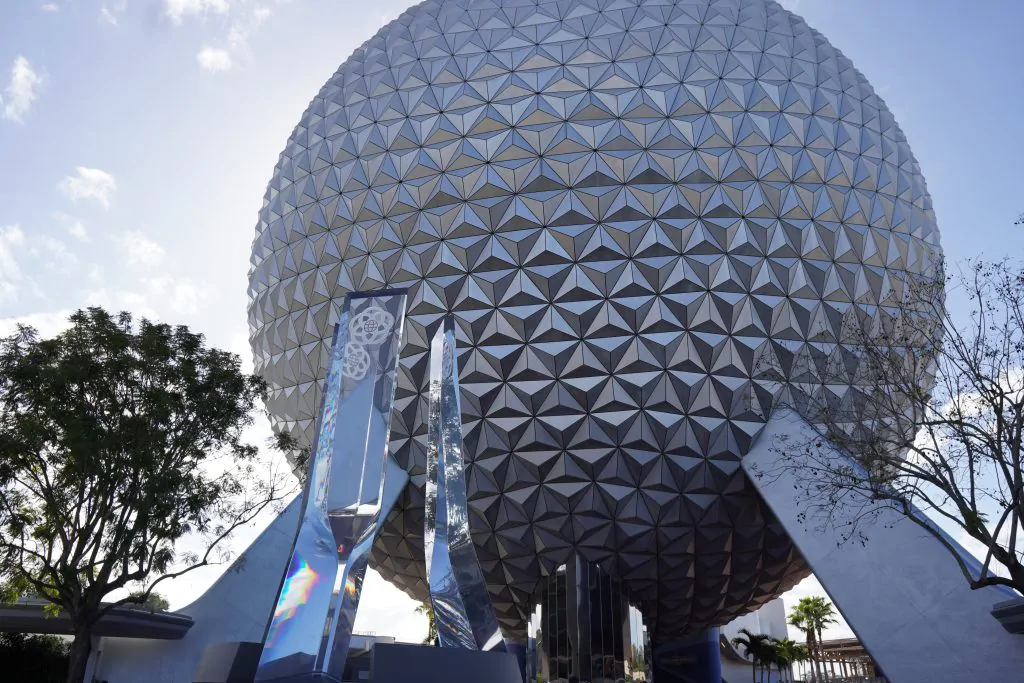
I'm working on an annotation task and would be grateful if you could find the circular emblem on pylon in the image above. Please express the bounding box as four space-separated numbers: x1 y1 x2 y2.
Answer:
341 342 371 380
349 306 394 346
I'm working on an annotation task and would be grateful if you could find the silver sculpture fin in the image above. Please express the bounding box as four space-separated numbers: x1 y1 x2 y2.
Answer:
425 315 506 652
256 289 408 682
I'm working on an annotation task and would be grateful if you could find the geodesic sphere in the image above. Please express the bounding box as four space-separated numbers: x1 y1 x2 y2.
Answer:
247 0 942 641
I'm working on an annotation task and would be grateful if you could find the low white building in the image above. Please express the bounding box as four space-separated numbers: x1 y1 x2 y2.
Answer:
720 599 790 683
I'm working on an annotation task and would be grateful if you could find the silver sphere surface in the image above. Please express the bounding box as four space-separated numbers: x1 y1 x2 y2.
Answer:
248 0 941 640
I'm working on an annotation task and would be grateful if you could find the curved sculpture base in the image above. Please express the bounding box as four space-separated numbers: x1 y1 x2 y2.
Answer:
370 643 520 683
192 641 261 683
247 674 340 683
94 500 300 683
651 630 722 683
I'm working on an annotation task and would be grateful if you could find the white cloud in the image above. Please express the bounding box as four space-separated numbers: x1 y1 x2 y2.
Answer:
35 235 79 274
165 0 230 25
252 5 271 24
227 4 271 51
0 225 25 304
45 237 77 272
1 57 44 123
143 276 205 314
352 570 426 642
54 212 87 241
172 282 201 313
0 309 73 339
40 3 60 12
170 281 202 313
85 286 155 319
81 264 157 318
59 167 117 208
177 2 273 72
197 47 232 73
100 0 128 26
116 230 165 268
230 329 255 374
83 235 207 323
85 273 206 322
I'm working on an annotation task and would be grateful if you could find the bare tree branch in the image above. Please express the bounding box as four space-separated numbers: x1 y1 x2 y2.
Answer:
760 258 1024 594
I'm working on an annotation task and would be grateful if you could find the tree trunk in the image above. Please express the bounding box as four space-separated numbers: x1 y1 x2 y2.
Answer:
811 631 825 683
804 632 813 682
817 628 826 682
752 660 757 683
66 621 93 683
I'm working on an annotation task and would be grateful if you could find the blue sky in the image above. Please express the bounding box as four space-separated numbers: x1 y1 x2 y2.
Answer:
1 0 1021 642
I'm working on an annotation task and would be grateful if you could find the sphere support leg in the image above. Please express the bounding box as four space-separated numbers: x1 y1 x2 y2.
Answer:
651 629 722 683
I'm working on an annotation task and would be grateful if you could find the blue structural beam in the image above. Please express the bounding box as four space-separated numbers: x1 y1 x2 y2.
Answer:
742 408 1024 683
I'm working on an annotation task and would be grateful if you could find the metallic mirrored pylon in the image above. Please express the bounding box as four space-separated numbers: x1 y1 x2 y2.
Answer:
425 315 506 652
256 289 408 683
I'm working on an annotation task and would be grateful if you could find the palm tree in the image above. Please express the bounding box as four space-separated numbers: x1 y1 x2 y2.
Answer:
773 638 807 683
759 638 780 683
732 628 773 683
805 597 837 681
808 597 837 680
788 596 838 682
788 605 819 682
415 602 437 645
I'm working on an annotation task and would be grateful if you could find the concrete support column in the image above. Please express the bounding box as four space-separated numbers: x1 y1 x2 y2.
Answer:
651 628 722 683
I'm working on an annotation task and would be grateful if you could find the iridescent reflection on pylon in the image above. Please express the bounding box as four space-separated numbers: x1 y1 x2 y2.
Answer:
256 290 408 682
425 315 506 652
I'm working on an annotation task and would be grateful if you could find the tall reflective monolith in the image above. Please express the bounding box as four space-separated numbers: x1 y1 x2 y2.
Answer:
256 289 407 683
425 315 506 652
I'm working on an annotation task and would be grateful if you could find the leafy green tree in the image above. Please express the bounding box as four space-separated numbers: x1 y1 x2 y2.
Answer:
732 628 773 683
127 590 169 611
0 632 70 683
0 308 293 683
629 642 646 680
415 602 437 645
788 596 837 683
731 630 807 683
773 638 807 683
787 610 815 681
757 638 779 683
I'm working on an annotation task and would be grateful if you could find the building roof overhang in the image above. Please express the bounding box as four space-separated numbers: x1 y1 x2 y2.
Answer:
0 602 193 640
